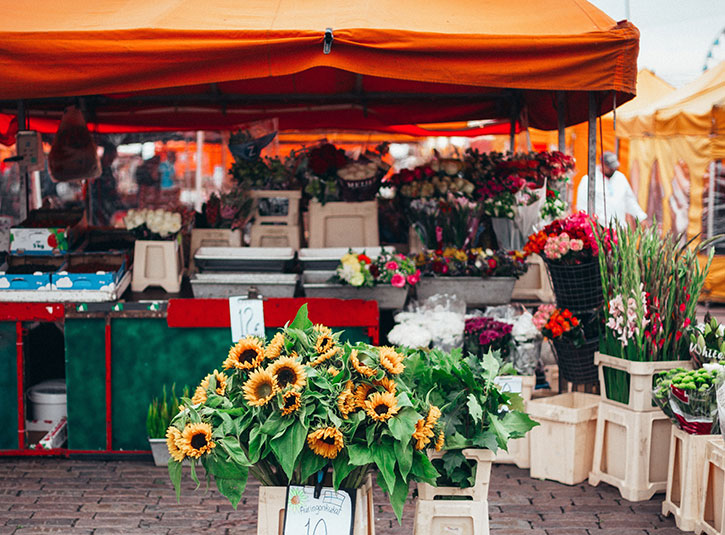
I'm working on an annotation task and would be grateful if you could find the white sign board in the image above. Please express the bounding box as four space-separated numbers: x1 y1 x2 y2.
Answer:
494 375 523 394
283 485 354 535
229 297 265 342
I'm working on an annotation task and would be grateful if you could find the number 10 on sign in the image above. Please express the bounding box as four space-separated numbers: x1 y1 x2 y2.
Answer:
229 297 265 342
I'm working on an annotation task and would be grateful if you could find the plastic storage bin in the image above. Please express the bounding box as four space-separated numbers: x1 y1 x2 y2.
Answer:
27 379 67 422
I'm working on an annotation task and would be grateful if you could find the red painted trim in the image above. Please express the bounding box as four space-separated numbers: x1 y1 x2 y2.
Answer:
167 298 379 336
15 322 24 450
0 303 64 322
105 319 112 451
0 449 150 456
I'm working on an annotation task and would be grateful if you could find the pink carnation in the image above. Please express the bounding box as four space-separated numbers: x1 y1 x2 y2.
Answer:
406 269 421 286
570 239 583 251
391 273 406 288
385 260 399 271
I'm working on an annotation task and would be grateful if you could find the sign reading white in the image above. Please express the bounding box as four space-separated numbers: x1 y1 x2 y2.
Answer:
283 485 354 535
229 297 265 342
494 375 523 394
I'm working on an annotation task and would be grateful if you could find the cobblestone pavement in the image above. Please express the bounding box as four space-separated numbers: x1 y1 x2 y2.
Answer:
0 458 683 535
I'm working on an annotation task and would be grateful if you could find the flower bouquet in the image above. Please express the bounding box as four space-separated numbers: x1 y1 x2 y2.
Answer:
401 347 537 488
332 249 420 290
464 316 513 361
196 190 254 230
653 367 724 434
690 314 725 368
228 130 299 191
388 294 467 352
166 305 440 522
124 208 184 240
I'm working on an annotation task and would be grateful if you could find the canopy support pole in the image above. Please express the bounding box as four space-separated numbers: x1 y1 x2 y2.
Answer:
587 92 597 216
707 161 716 242
195 131 203 212
508 95 518 153
16 100 29 220
557 92 566 152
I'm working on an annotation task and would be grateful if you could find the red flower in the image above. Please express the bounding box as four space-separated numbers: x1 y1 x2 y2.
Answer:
675 331 683 341
357 254 371 264
678 303 686 313
487 258 497 270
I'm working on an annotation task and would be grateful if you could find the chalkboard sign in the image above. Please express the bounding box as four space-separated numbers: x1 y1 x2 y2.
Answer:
282 485 355 535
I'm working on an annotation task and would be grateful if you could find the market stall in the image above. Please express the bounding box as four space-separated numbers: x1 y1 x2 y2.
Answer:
0 0 640 457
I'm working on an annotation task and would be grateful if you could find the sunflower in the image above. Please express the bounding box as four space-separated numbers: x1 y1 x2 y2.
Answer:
349 349 376 377
313 323 333 336
378 346 405 375
374 376 397 394
307 426 344 459
314 332 335 355
223 336 264 370
327 366 339 377
280 390 302 416
267 356 306 390
309 347 338 367
242 368 279 407
435 430 445 452
426 405 442 427
265 332 285 361
412 418 435 450
191 385 207 405
193 370 228 404
166 426 185 462
176 422 215 459
364 391 400 422
337 389 357 419
354 383 375 407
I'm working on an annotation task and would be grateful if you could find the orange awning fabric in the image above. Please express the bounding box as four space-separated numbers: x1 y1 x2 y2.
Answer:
0 0 638 132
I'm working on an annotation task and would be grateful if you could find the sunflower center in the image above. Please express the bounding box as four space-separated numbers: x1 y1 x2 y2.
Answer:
256 382 273 399
239 349 258 364
190 433 208 450
277 368 296 388
284 394 297 408
321 436 337 445
374 404 389 416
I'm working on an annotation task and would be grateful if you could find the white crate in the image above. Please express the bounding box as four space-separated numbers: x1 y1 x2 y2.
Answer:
494 375 536 468
249 224 302 249
131 239 184 293
596 352 692 412
250 189 302 226
696 438 725 535
308 200 379 248
512 254 554 302
528 392 599 485
663 427 717 532
589 400 673 501
189 228 242 273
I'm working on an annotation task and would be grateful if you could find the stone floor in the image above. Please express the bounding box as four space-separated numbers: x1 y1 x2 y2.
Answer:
0 458 684 535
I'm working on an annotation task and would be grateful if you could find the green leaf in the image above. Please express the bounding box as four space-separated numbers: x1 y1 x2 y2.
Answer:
332 450 356 490
390 475 410 524
215 476 247 509
289 304 312 331
410 450 439 484
396 392 414 409
502 411 539 439
168 460 182 501
388 408 420 443
269 419 307 480
217 436 251 467
299 447 329 483
445 431 471 450
466 394 483 425
204 447 249 479
393 438 413 480
505 392 525 413
247 426 265 464
471 430 499 451
347 443 374 466
442 450 466 474
373 442 397 495
489 414 511 449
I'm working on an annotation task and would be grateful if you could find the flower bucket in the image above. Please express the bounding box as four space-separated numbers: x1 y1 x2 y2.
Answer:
544 260 602 312
415 277 515 308
148 438 170 467
551 337 599 385
490 217 523 251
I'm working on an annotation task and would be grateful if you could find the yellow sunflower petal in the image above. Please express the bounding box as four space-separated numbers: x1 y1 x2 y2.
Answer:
166 427 185 462
307 426 344 459
268 356 307 390
309 346 339 367
223 336 265 370
349 349 376 378
280 390 302 416
176 422 215 459
378 346 405 375
435 430 445 452
242 368 279 407
364 391 400 422
265 332 285 361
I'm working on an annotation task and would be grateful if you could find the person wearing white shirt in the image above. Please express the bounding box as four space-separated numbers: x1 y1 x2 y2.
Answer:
576 151 647 225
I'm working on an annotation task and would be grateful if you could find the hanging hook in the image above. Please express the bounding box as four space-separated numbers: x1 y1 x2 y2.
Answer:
323 28 333 55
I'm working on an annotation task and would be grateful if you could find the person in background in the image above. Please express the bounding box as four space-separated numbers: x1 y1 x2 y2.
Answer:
135 154 161 207
159 150 177 189
576 151 647 226
91 142 124 226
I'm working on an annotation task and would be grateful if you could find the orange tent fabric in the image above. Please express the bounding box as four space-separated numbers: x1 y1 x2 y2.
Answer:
0 0 638 132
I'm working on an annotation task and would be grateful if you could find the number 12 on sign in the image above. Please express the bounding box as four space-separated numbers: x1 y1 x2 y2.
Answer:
229 297 265 342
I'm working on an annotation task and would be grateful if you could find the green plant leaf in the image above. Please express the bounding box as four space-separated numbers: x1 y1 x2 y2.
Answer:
396 392 414 409
289 304 312 331
332 450 356 490
393 439 413 480
269 419 307 480
217 436 251 467
410 450 438 484
299 447 328 483
373 442 397 495
442 450 466 474
388 407 420 443
215 476 247 509
247 426 265 464
168 460 182 501
390 475 409 524
466 394 483 425
471 430 499 451
489 414 511 449
502 411 539 439
347 443 374 466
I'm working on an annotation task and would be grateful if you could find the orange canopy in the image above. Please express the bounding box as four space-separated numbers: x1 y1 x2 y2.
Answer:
0 0 638 132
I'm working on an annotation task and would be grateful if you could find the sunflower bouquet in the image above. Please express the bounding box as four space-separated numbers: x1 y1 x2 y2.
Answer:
166 304 440 522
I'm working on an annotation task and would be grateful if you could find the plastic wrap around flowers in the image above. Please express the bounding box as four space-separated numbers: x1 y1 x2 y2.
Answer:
166 304 443 523
124 208 182 240
525 211 599 265
332 249 420 289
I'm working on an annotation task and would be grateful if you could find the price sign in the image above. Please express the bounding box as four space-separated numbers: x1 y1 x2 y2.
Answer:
494 375 523 394
283 485 355 535
229 297 265 342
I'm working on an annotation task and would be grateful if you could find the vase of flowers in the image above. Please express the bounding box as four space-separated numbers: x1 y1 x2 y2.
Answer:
166 304 442 529
525 211 603 313
146 384 188 466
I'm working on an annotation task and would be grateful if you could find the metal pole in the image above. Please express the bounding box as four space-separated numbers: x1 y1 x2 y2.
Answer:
509 114 516 153
557 92 566 152
707 161 716 242
16 100 29 220
587 92 598 216
195 131 204 212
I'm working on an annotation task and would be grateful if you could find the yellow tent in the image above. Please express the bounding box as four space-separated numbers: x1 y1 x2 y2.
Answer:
617 61 725 301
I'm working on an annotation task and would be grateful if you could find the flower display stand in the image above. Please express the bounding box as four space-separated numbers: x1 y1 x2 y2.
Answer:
189 228 242 273
250 190 303 249
250 224 302 249
544 259 602 313
302 271 409 309
415 277 515 308
512 254 554 303
696 438 725 535
257 474 375 535
662 428 717 532
527 392 599 485
307 200 379 248
415 449 495 535
596 353 693 412
131 239 184 293
588 400 673 501
494 375 536 469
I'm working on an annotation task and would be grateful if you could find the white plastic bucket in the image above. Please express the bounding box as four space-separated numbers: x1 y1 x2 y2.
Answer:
27 379 67 422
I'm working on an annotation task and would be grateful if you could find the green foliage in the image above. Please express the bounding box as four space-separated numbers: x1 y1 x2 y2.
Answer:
146 384 189 439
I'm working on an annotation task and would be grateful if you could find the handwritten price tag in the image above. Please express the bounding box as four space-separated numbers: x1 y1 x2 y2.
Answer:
283 485 355 535
494 376 523 394
229 297 265 342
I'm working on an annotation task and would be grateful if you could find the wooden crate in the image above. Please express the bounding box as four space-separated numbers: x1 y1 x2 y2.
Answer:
307 200 379 248
697 438 725 535
131 239 183 293
189 228 242 273
494 375 536 469
512 254 554 302
589 400 673 501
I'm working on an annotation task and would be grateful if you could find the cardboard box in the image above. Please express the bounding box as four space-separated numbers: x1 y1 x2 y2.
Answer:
10 209 83 254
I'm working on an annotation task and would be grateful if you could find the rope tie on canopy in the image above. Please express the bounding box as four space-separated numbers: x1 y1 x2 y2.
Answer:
323 28 334 55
